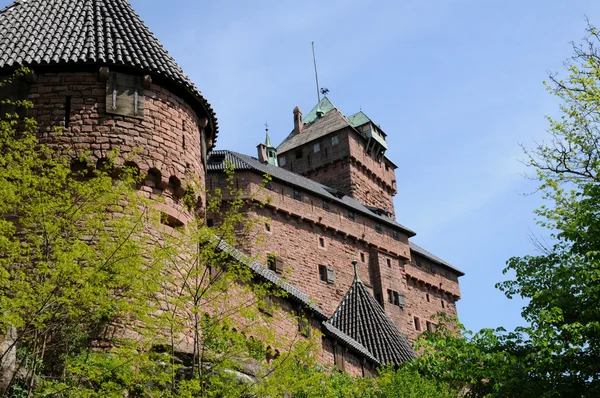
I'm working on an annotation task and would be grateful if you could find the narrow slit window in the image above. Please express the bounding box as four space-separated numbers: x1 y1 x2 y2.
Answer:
64 96 71 128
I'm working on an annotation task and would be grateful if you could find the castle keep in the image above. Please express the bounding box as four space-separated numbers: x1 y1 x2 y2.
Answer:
0 0 463 378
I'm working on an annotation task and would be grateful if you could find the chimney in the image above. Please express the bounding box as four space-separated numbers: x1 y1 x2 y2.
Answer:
293 106 303 134
257 143 268 164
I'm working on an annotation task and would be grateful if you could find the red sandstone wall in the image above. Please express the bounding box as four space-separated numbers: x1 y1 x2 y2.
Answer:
28 71 207 220
278 128 397 217
403 253 461 342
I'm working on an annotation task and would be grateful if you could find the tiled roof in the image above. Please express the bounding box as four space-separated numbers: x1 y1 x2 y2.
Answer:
216 238 326 319
409 242 465 276
321 321 380 365
329 273 417 365
0 0 217 137
207 150 416 237
277 98 353 154
217 238 384 365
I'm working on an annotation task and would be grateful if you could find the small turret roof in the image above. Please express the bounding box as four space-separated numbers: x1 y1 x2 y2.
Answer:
0 0 217 138
329 273 417 365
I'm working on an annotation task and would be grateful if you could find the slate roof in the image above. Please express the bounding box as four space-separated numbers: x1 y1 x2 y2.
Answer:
216 238 326 319
329 273 417 365
277 97 353 154
0 0 217 137
207 150 416 237
321 321 380 365
216 238 384 364
409 242 465 276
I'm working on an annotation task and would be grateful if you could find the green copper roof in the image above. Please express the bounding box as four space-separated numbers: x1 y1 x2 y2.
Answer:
348 111 388 150
303 97 338 125
348 111 371 128
265 132 275 149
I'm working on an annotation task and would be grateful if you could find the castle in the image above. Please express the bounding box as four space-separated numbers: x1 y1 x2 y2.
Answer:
0 0 463 378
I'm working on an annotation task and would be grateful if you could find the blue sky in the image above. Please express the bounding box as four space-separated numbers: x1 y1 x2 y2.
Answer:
5 0 599 333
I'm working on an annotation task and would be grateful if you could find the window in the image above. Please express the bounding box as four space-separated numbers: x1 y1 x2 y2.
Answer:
416 257 423 267
295 150 303 159
65 96 71 128
426 293 430 302
387 289 405 307
319 265 334 284
431 265 437 274
293 189 301 201
360 252 365 263
375 223 382 234
218 172 227 185
279 156 287 167
298 310 311 337
348 211 356 221
265 223 271 232
392 230 400 241
319 237 325 248
331 135 339 146
355 137 360 146
386 258 391 268
414 317 421 331
265 181 273 191
267 254 285 274
441 300 445 309
334 344 345 371
322 200 330 211
393 291 401 306
106 72 144 118
206 219 214 227
313 143 321 153
426 321 435 333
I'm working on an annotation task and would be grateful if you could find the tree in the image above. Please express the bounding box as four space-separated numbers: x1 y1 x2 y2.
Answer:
412 22 600 398
0 70 322 396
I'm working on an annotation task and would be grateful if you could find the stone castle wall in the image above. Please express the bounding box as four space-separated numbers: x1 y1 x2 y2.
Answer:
27 70 208 222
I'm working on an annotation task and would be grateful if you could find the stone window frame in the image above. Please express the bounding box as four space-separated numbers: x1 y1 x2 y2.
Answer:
318 264 335 284
414 316 421 331
348 211 356 221
293 189 302 201
318 237 326 249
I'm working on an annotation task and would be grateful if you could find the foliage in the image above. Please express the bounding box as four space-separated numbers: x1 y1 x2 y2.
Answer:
412 22 600 398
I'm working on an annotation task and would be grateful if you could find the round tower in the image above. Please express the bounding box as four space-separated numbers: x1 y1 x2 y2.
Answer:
0 0 217 222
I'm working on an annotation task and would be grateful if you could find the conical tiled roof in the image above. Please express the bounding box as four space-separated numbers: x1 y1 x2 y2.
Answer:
329 271 417 365
0 0 217 136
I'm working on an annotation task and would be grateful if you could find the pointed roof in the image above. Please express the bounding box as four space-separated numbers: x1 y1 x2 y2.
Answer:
0 0 217 137
265 132 274 149
277 98 354 154
329 274 417 365
303 96 338 125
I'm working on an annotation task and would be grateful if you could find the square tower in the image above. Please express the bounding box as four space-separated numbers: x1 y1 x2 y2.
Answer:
277 98 398 217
